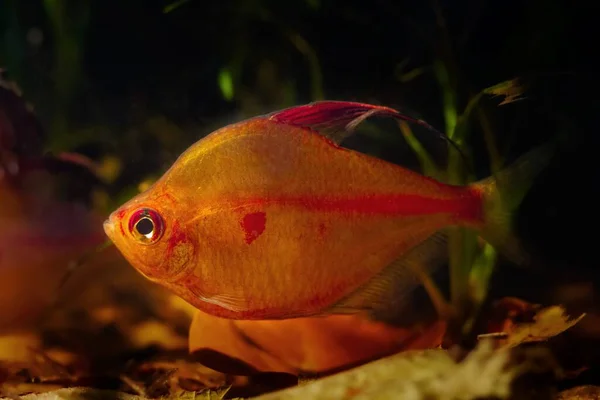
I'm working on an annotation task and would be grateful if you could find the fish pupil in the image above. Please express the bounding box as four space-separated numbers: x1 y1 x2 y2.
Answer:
136 217 155 237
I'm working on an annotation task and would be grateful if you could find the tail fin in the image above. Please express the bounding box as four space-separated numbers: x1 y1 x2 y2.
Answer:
473 140 558 265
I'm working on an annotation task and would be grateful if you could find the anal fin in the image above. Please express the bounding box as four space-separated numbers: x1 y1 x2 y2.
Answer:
325 231 452 326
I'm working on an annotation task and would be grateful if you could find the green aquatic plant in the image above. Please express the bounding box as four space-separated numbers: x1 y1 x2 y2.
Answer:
42 0 90 151
398 61 529 341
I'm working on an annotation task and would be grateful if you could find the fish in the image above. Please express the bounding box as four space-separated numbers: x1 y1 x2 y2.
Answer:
103 101 554 321
0 76 110 330
188 310 446 375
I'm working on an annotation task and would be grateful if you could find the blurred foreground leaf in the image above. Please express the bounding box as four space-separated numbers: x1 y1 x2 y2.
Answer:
253 340 556 400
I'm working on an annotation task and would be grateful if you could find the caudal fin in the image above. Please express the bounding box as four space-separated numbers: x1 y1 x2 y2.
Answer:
473 140 557 265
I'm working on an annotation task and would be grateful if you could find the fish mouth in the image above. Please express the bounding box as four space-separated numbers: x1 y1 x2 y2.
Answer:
103 216 116 240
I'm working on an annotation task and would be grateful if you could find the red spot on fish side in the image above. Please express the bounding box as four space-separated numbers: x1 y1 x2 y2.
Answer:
241 212 267 244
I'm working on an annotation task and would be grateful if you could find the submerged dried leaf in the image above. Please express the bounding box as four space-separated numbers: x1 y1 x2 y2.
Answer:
483 78 526 106
0 386 238 400
500 305 585 349
1 388 145 400
129 320 188 350
556 385 600 400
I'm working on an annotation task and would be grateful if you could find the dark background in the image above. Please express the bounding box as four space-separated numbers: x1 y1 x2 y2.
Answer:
1 0 598 303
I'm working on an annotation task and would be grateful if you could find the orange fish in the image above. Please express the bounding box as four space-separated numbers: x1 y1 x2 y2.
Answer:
188 311 446 375
0 77 108 329
103 101 553 321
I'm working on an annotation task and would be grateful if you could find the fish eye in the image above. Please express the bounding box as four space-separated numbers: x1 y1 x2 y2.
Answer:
128 208 164 244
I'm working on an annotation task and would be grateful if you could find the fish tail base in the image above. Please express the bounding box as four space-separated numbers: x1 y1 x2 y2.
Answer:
473 140 557 265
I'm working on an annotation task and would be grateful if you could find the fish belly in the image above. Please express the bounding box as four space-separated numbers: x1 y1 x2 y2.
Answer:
184 202 453 319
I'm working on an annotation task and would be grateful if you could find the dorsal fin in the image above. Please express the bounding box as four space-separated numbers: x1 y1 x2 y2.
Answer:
266 101 440 145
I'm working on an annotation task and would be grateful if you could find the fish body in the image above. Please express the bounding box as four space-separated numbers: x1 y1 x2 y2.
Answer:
104 102 552 321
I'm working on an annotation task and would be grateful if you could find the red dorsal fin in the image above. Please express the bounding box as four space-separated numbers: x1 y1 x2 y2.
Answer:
266 101 438 144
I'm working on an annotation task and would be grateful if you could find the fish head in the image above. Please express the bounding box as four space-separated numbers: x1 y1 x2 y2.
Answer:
103 187 196 283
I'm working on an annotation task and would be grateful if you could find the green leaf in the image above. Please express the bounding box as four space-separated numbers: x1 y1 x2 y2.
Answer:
398 121 441 179
163 0 190 14
433 60 458 140
218 68 235 101
305 0 320 10
288 32 324 101
469 242 498 306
